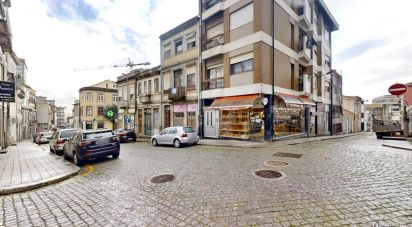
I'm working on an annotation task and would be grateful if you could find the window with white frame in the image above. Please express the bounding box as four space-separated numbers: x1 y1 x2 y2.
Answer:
154 78 159 93
163 43 171 59
86 93 93 101
230 53 254 75
186 32 196 49
175 39 183 53
138 82 142 95
113 95 118 102
98 94 104 102
86 106 93 116
230 3 253 30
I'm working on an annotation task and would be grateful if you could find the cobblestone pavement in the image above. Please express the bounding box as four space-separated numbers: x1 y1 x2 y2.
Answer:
0 134 411 226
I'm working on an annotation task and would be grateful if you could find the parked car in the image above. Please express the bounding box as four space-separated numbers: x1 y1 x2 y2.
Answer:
35 131 54 144
63 129 120 166
151 126 199 148
114 129 137 143
49 129 79 155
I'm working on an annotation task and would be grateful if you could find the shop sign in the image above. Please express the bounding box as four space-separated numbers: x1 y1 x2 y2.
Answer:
173 104 185 113
187 104 197 112
0 81 15 102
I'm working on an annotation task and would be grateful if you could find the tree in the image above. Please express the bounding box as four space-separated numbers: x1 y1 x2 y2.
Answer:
104 105 118 130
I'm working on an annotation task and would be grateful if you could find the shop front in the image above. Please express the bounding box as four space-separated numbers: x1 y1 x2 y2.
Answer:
208 95 264 140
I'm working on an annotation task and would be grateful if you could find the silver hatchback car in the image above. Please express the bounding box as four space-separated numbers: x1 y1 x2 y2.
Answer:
151 126 199 148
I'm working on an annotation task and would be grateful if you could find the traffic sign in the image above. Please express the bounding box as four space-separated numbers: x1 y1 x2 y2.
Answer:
388 83 408 96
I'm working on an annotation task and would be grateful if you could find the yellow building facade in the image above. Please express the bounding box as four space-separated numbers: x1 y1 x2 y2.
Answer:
79 80 118 130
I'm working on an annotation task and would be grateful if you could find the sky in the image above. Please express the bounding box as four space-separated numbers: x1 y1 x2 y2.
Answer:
8 0 412 111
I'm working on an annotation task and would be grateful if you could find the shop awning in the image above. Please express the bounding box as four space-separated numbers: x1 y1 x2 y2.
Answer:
276 93 303 106
298 96 316 106
210 94 259 109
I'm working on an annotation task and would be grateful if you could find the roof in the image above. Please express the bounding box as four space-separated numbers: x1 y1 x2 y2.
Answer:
79 87 117 93
159 16 199 40
316 0 339 31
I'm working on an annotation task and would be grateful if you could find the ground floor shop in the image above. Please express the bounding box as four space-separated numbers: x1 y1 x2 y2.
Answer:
136 106 161 137
202 94 318 141
163 103 198 130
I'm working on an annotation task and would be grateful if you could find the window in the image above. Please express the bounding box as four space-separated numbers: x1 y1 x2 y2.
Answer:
138 82 142 95
175 39 183 53
97 122 104 129
154 78 159 93
205 66 224 90
173 69 183 87
98 94 104 102
187 33 196 49
324 28 330 46
163 43 171 59
86 93 93 101
291 63 295 90
86 107 93 116
153 108 160 129
130 93 134 101
230 59 253 75
79 107 83 116
98 107 104 116
143 81 147 94
113 95 118 102
291 23 295 49
187 74 196 89
148 80 152 94
230 3 253 30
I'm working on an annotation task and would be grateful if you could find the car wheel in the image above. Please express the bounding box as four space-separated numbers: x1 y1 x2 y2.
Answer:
50 147 54 153
133 138 137 142
63 149 69 160
73 152 82 166
173 139 181 148
152 139 158 147
112 153 119 159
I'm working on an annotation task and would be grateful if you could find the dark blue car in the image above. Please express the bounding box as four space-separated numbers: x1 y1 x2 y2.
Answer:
63 129 120 166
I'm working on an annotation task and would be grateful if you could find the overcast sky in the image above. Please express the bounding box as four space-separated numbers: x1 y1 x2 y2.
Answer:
8 0 412 111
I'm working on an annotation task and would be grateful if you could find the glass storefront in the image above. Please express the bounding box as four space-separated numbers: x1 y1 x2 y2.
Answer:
219 108 264 140
273 95 305 137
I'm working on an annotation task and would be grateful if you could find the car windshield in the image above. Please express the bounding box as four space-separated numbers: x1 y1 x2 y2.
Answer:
84 131 114 140
183 127 195 133
60 130 77 138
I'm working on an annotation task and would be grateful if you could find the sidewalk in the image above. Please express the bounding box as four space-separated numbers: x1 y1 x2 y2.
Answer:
382 139 412 151
198 132 368 148
0 140 80 195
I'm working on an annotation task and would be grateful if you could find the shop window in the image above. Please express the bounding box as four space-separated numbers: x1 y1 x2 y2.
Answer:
274 107 303 137
86 122 93 130
220 108 263 140
230 59 253 75
97 122 104 129
173 112 184 126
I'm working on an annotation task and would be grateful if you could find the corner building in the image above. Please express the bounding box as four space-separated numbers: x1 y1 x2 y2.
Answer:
200 0 339 140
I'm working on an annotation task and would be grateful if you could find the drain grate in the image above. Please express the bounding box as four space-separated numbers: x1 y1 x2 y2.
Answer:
254 170 283 179
150 174 175 184
265 160 289 167
273 152 302 159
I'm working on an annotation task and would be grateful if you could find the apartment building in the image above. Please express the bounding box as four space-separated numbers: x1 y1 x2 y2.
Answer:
160 16 200 130
117 71 137 130
342 96 363 134
36 96 56 131
136 66 162 136
78 80 118 130
56 106 66 129
199 0 339 140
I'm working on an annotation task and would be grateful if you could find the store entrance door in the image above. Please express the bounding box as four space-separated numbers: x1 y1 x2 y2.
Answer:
144 109 152 136
204 110 219 138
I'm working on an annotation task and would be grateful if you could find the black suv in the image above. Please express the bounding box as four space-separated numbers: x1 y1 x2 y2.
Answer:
63 129 120 166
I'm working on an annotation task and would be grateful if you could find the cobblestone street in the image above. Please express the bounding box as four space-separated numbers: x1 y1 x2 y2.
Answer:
1 134 411 226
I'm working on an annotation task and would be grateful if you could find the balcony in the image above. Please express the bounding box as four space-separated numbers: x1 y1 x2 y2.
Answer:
119 100 129 108
205 34 224 50
168 87 186 101
139 93 151 104
202 0 225 20
203 0 223 11
297 0 311 30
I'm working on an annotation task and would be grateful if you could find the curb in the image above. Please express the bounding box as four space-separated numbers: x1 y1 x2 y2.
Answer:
0 167 81 196
198 132 368 148
382 144 412 151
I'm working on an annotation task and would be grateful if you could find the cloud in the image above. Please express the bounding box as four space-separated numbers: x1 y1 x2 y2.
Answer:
9 0 198 111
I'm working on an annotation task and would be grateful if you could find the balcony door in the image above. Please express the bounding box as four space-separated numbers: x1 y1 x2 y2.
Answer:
173 69 183 88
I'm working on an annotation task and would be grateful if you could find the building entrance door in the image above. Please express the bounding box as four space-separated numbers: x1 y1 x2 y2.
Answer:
164 106 171 128
204 109 219 138
144 109 152 136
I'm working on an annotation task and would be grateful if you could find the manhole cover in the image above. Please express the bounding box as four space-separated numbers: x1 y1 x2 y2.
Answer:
273 152 302 159
150 174 175 184
254 170 283 179
265 160 289 167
